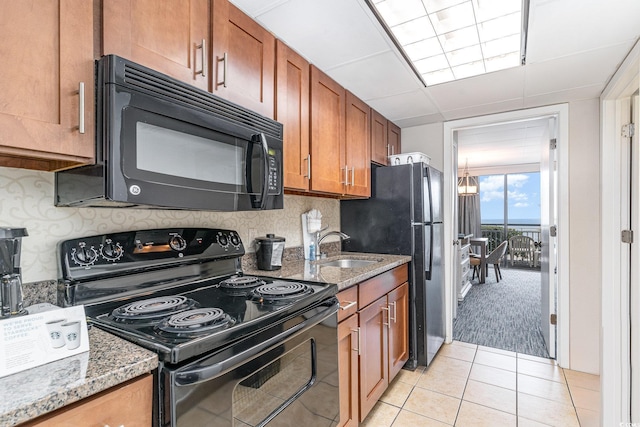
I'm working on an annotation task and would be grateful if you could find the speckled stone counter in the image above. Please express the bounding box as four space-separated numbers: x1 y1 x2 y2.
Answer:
244 252 411 291
0 327 158 426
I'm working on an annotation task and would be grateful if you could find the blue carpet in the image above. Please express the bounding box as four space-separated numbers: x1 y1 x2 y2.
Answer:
453 267 550 358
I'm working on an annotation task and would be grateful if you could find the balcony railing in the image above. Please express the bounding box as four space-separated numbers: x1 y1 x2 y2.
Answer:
481 224 541 253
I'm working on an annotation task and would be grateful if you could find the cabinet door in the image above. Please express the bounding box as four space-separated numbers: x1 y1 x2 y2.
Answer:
23 375 153 426
276 40 310 191
0 0 94 171
310 66 346 195
388 282 409 380
370 109 388 165
344 92 371 197
387 121 401 161
103 0 210 91
358 295 389 422
212 0 275 118
338 315 360 427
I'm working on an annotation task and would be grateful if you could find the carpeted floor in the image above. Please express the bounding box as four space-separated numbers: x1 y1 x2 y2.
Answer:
453 266 550 358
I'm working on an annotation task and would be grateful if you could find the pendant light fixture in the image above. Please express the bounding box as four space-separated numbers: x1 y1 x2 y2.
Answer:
458 159 479 196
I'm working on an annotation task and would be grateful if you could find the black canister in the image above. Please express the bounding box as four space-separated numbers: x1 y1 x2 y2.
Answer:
255 234 285 271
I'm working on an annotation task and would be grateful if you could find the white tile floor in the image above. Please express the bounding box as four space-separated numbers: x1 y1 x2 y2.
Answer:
361 341 601 427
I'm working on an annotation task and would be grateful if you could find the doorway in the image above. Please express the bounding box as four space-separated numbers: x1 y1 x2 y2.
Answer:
443 104 570 368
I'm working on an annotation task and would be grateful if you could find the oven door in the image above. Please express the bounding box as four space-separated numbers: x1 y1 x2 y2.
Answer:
161 298 339 427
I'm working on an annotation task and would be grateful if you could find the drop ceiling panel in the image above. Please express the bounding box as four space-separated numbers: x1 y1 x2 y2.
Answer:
427 66 526 112
327 51 423 100
527 0 640 63
523 85 604 108
250 0 390 70
441 99 525 121
366 90 441 122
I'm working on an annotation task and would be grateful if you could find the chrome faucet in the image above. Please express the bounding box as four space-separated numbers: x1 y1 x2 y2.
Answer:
314 230 350 259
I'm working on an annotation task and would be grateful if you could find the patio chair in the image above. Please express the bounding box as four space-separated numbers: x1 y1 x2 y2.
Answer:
471 240 508 283
508 235 535 267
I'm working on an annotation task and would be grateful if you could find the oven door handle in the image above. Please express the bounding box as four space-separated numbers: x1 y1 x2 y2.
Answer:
258 132 270 210
174 298 339 386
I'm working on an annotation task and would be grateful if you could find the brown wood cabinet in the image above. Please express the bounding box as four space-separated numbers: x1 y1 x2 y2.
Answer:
344 92 371 197
336 265 409 424
310 65 346 194
276 41 310 191
0 0 95 171
103 0 210 91
388 121 402 160
21 374 153 427
370 109 388 165
212 0 275 118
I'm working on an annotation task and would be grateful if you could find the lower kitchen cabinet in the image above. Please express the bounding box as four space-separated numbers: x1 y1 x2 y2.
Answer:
336 265 409 425
20 374 153 427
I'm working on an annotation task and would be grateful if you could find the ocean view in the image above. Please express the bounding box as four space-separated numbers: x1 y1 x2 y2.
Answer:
482 219 541 225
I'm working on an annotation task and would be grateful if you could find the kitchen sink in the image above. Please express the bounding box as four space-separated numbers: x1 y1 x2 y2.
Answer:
319 259 378 268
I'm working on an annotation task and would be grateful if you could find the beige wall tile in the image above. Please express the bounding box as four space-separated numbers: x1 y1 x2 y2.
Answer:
403 387 461 425
518 392 580 427
455 401 516 427
469 363 516 390
462 380 516 414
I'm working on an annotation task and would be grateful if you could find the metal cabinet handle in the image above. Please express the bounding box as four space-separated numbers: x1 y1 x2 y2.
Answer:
343 166 349 185
350 167 355 186
351 328 361 355
381 306 390 328
390 301 397 323
217 52 228 88
78 82 85 134
196 39 206 77
339 300 356 310
386 143 390 157
304 154 311 179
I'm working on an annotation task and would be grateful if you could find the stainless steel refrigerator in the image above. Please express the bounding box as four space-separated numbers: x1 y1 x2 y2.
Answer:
341 162 444 368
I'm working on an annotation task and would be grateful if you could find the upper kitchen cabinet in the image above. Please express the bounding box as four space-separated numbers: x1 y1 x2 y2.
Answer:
388 121 401 160
276 41 310 192
0 0 95 171
344 92 371 198
211 0 275 118
103 0 210 91
309 66 345 195
371 109 388 165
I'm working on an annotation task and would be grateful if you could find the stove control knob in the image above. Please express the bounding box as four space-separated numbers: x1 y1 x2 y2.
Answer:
71 242 98 266
217 233 229 247
169 234 187 251
100 239 123 261
229 233 241 247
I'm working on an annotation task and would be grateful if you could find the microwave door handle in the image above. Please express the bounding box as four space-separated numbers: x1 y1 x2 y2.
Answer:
258 133 270 210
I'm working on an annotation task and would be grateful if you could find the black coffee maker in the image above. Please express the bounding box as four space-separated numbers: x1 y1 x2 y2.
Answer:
0 227 28 317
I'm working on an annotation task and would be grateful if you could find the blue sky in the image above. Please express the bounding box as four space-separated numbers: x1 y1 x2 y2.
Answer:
479 173 541 222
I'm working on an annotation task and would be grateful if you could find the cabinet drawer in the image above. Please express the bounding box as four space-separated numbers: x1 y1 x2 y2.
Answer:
359 265 409 309
460 246 470 263
461 259 470 276
337 286 358 322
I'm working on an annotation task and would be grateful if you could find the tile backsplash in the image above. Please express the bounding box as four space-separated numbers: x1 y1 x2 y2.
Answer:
0 166 339 284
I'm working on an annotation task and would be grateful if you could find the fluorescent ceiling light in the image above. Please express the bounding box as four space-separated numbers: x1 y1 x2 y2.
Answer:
368 0 528 86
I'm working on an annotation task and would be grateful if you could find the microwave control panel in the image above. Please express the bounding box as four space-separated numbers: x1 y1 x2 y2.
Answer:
268 154 280 195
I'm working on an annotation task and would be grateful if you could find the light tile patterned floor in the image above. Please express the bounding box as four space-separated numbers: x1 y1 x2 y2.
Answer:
362 341 601 427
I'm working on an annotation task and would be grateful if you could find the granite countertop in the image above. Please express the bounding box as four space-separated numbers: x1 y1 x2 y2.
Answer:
1 327 158 426
244 252 411 291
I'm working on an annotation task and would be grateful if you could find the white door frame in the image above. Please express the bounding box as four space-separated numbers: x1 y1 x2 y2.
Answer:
443 104 570 369
600 40 640 425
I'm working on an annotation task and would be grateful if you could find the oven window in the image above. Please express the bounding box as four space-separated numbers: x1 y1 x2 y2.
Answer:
136 121 244 186
232 339 315 427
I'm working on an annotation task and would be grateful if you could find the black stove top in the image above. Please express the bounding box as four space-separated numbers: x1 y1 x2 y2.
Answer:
58 228 337 365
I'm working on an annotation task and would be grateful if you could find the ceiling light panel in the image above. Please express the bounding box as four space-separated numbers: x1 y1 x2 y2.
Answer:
369 0 526 86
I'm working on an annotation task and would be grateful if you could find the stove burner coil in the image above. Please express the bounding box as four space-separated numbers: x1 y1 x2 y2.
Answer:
219 276 265 289
156 308 235 335
250 282 314 304
111 296 197 322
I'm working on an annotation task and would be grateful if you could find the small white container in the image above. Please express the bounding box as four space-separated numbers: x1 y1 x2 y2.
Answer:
388 152 431 166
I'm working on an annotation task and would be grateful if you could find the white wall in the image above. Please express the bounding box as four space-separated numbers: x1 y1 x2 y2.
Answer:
0 166 339 284
401 123 444 171
568 98 601 374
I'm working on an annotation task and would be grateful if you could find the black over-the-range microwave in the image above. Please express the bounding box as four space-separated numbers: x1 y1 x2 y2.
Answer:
55 55 283 211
